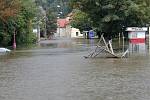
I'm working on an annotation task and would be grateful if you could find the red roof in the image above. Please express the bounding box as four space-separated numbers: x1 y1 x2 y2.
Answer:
57 19 69 28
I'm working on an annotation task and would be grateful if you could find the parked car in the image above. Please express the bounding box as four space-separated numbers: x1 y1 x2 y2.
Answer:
0 48 11 53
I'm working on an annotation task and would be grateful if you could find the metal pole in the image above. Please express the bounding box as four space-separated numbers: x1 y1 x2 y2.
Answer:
13 30 16 49
59 26 60 37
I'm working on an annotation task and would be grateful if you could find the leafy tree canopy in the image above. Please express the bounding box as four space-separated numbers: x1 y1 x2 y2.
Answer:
70 10 92 31
0 0 20 23
0 0 38 46
70 0 150 34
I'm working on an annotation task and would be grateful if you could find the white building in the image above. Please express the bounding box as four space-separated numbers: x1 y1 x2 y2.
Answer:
70 28 83 38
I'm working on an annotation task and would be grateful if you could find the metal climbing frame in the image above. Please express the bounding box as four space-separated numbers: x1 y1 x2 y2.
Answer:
84 34 129 58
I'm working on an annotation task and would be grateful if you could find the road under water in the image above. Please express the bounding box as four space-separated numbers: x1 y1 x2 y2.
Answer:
0 38 150 100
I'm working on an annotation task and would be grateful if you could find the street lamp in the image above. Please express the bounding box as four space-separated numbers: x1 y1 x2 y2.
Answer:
57 5 63 37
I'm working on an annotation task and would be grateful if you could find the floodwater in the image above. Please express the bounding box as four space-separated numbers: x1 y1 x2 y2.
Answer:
0 38 150 100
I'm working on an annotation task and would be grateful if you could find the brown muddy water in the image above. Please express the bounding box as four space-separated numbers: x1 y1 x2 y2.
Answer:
0 38 150 100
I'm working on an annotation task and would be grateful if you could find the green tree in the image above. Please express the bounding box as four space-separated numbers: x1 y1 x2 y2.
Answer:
70 10 91 31
34 0 72 38
46 9 57 38
0 0 20 23
16 0 37 44
70 0 150 36
0 0 38 46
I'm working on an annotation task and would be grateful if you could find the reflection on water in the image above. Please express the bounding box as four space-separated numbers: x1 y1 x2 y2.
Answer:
129 43 148 54
40 39 73 48
0 38 150 100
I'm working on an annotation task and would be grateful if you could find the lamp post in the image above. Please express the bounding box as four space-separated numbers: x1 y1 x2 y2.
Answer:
57 4 62 37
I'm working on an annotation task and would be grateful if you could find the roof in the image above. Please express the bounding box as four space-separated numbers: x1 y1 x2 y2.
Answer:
57 19 69 28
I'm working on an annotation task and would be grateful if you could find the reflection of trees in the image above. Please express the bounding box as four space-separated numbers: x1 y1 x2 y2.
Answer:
57 42 72 48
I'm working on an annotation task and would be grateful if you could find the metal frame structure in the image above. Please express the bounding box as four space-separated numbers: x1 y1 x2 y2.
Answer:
84 34 129 58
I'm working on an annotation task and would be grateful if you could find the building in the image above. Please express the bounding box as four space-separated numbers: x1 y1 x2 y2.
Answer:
126 27 148 43
56 19 69 37
70 28 82 38
56 13 83 38
126 27 148 53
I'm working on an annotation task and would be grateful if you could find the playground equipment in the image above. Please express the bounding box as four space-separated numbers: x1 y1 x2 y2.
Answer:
84 34 129 58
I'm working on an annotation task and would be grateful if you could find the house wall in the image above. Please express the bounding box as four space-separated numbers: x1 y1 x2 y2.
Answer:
56 25 83 38
71 28 83 38
65 25 71 38
56 28 67 37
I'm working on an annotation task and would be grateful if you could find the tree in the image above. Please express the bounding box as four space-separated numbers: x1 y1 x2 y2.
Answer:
70 0 150 36
0 0 38 46
0 0 20 46
70 10 92 31
0 0 20 23
14 0 38 45
46 9 57 38
34 0 71 38
35 0 57 38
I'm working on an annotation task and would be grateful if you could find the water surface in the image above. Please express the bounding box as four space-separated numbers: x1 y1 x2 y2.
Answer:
0 38 150 100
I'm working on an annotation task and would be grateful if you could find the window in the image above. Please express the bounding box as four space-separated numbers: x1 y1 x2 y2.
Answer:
76 32 79 36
